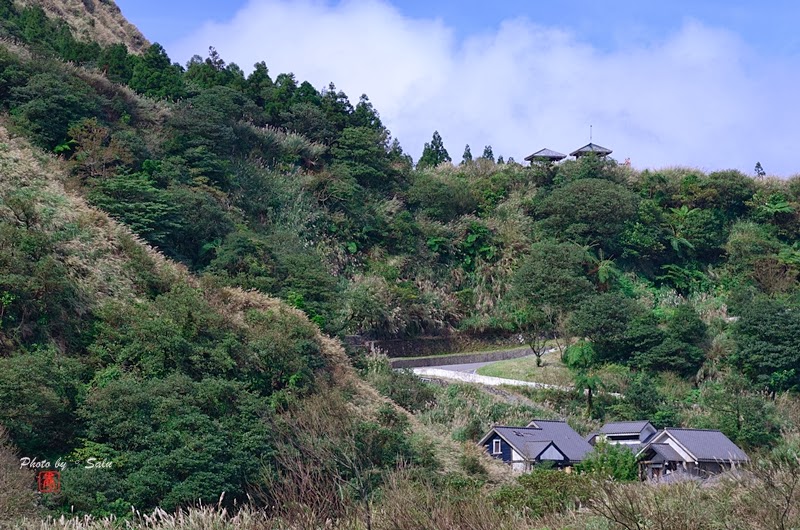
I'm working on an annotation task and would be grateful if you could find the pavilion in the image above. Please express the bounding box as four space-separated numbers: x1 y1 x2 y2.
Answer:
570 143 612 158
524 148 567 165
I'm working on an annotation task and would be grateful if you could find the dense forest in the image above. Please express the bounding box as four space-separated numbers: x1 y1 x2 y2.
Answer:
2 1 800 528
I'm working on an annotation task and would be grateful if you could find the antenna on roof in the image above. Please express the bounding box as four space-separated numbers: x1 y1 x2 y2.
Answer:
590 124 592 143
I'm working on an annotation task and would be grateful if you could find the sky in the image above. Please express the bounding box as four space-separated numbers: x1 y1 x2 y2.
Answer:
114 0 800 176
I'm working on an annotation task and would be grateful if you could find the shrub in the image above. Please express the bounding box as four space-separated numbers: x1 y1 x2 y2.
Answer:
576 440 639 481
364 357 436 413
494 467 592 517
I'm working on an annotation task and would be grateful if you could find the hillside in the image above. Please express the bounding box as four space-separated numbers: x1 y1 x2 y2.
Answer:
0 115 507 521
14 0 148 52
2 2 800 528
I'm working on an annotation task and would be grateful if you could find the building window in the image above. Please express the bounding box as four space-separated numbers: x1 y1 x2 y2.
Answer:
492 439 502 454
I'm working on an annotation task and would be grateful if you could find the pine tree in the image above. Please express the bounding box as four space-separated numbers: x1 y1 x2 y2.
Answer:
497 155 505 164
417 131 451 169
461 144 473 165
481 145 494 162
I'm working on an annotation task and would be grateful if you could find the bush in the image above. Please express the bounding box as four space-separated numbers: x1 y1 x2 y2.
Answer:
364 357 436 413
576 440 639 481
494 467 592 517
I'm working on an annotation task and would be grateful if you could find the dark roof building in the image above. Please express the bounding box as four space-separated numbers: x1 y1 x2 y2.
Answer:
570 142 612 158
648 443 683 463
637 427 748 481
524 148 567 163
659 428 749 463
587 420 657 446
587 421 657 454
599 421 655 436
479 420 592 471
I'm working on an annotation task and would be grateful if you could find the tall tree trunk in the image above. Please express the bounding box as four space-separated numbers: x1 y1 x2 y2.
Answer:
587 387 593 416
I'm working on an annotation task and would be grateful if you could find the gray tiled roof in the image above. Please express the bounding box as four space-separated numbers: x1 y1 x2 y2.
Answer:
524 441 557 459
650 443 683 462
570 143 612 156
491 420 593 462
524 148 567 161
600 421 654 435
488 423 590 462
666 428 749 462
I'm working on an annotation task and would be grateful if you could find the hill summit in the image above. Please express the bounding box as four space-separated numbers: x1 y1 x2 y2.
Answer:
15 0 148 52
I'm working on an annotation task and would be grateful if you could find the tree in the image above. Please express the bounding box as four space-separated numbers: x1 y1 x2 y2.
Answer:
665 205 698 255
755 161 766 178
245 61 273 107
331 126 395 191
512 240 593 355
99 43 134 84
9 71 100 150
480 145 494 162
512 310 551 367
129 43 185 100
576 440 638 481
387 138 413 170
76 374 274 513
68 117 133 179
512 240 593 313
538 178 639 252
417 130 450 169
697 371 781 449
731 296 800 393
87 171 182 247
568 293 636 364
351 94 384 132
667 304 707 347
461 144 473 164
0 347 83 454
632 336 704 376
563 341 602 416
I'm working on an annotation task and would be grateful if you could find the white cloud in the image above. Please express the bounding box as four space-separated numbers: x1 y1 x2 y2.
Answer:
168 0 800 176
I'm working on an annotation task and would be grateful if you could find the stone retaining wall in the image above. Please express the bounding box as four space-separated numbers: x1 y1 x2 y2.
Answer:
390 346 532 369
346 333 522 358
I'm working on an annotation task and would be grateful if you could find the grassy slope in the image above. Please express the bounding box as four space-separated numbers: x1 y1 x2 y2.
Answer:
0 118 510 504
14 0 149 52
477 350 573 387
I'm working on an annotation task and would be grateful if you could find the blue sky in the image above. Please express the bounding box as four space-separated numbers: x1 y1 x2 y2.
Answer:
115 0 800 175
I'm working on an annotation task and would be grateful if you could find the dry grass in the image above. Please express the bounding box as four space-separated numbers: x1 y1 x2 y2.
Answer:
15 0 150 53
0 426 38 523
9 461 800 529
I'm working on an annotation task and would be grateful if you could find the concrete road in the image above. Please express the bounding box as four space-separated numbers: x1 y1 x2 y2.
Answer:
425 360 498 373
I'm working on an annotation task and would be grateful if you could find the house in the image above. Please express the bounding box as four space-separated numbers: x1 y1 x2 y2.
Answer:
586 420 657 451
479 420 593 472
588 421 749 480
570 142 612 158
524 148 566 165
636 428 748 480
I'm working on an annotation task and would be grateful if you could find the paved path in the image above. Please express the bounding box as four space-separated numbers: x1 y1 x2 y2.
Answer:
411 367 569 390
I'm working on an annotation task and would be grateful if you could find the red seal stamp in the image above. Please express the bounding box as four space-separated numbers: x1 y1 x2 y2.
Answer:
37 471 60 494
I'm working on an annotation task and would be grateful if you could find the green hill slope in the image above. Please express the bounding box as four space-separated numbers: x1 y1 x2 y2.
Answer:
3 1 800 526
